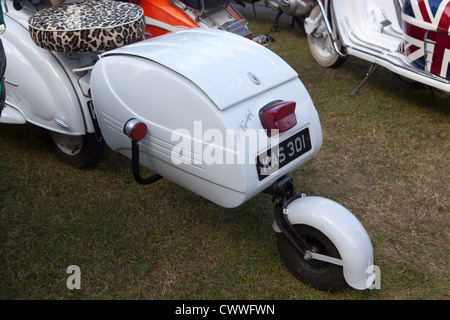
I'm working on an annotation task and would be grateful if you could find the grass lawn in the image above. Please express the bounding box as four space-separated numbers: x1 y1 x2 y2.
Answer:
0 5 448 300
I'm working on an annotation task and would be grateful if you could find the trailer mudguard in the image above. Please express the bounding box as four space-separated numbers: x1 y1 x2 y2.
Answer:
273 196 374 290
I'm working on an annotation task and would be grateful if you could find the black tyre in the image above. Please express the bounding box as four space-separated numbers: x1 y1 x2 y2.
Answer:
307 5 346 68
47 131 105 169
277 224 348 291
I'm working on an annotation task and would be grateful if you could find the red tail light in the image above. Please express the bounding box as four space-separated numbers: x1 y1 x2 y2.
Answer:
259 101 297 136
124 119 148 142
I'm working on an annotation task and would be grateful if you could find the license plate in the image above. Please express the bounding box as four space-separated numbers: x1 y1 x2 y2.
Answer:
256 128 312 180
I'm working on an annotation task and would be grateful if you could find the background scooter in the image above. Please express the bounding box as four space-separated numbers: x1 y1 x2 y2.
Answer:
133 0 255 39
233 0 316 34
304 0 450 96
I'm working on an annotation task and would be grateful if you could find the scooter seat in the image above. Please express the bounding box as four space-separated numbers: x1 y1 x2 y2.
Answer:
28 0 145 52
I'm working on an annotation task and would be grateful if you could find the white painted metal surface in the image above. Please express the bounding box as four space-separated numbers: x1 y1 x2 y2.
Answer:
91 29 323 207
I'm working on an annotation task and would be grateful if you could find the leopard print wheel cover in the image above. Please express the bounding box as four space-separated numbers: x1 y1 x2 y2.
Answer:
28 0 146 52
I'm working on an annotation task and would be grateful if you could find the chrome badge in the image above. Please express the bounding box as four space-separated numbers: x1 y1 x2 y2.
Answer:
247 72 261 85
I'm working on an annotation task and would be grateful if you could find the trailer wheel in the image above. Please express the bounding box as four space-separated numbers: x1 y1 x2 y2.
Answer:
277 224 348 291
47 131 105 169
307 5 346 68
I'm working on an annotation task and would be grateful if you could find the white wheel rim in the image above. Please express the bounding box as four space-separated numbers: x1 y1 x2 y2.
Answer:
49 132 83 156
309 22 336 60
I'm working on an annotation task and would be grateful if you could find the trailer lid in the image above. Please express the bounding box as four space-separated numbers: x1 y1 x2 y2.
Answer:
100 29 299 110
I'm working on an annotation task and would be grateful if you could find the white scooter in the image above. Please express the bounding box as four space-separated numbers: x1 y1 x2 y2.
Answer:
0 0 375 290
304 0 450 95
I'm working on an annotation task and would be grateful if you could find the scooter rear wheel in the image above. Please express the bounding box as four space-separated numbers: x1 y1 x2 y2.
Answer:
307 5 346 68
47 131 105 169
276 224 347 291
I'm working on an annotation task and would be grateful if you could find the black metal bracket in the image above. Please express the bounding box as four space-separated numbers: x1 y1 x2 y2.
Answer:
270 10 283 34
131 140 163 185
87 101 104 143
264 176 310 256
350 64 377 96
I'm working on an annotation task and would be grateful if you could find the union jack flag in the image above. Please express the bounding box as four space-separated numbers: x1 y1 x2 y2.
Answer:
402 0 450 79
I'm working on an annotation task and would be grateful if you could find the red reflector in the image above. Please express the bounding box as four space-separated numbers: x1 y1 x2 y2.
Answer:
124 119 148 141
131 122 148 141
259 101 297 136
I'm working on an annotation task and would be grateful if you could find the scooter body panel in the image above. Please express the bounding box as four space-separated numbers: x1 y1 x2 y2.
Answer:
91 29 322 207
333 0 403 51
132 0 199 37
402 0 450 79
134 0 252 39
1 3 95 134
